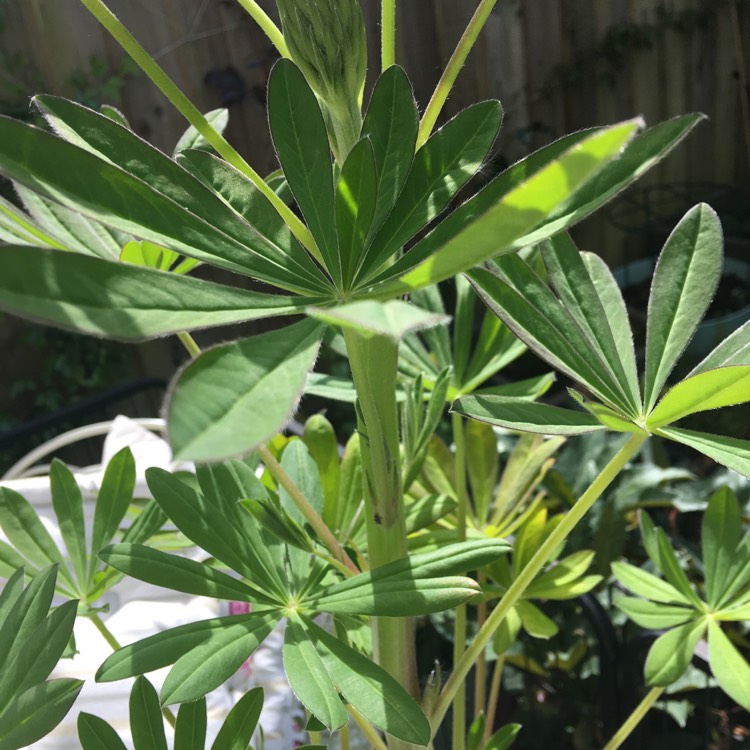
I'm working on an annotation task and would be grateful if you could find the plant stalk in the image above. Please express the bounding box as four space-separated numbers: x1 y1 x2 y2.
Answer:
484 655 504 742
235 0 290 58
430 432 647 735
177 332 201 359
77 0 321 264
451 412 469 750
602 686 664 750
417 0 498 148
343 329 420 716
90 613 177 729
258 445 359 575
382 0 396 70
349 705 390 750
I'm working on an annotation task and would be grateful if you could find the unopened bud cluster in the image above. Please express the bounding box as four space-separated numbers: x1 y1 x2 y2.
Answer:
276 0 367 160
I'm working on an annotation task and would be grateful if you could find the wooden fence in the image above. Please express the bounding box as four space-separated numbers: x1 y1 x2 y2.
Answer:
1 0 749 263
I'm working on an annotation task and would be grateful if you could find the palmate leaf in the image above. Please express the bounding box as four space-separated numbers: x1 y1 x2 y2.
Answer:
0 115 327 295
167 318 324 461
0 246 320 341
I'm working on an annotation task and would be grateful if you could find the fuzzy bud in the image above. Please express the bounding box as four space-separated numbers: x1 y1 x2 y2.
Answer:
275 0 366 160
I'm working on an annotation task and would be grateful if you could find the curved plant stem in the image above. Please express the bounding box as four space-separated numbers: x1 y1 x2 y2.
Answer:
349 705 390 750
417 0 499 148
382 0 396 70
451 412 468 750
78 0 320 264
235 0 290 58
177 332 201 359
603 686 664 750
258 445 358 575
90 613 177 729
430 432 647 735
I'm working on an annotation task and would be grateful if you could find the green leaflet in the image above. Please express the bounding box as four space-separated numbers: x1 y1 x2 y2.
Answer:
702 488 741 608
336 138 377 289
0 115 325 295
268 60 339 284
130 677 168 750
302 616 431 745
688 319 750 375
174 699 207 750
643 203 723 413
453 275 477 387
368 119 643 296
98 544 264 603
656 427 750 479
516 600 557 638
309 300 448 342
167 319 324 461
644 617 705 686
614 597 694 629
465 419 498 523
302 415 341 529
647 366 750 428
0 246 319 341
211 688 264 750
359 99 502 279
360 65 418 238
173 108 228 155
611 561 692 606
78 713 128 750
49 460 87 589
707 621 750 711
0 193 67 249
453 395 605 436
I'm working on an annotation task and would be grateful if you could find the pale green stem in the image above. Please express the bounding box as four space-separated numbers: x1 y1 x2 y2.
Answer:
474 573 488 731
90 613 177 729
348 705 390 750
451 412 468 750
430 432 647 735
78 0 321 264
339 723 351 750
312 548 356 578
382 0 396 70
177 332 201 359
484 655 504 743
258 445 358 575
234 0 290 58
602 686 664 750
343 328 420 740
417 0 499 148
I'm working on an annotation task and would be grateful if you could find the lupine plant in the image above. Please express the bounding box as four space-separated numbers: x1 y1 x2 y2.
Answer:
0 0 749 748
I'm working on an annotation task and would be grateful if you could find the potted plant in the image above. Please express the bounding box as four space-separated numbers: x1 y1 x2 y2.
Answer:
0 1 749 748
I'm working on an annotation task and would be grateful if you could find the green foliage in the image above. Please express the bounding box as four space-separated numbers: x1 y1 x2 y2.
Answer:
613 488 750 709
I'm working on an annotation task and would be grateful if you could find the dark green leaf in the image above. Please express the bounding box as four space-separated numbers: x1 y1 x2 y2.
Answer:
644 204 723 413
168 319 324 461
466 419 499 524
0 678 83 750
175 698 207 750
0 570 25 625
453 275 477 386
78 712 127 750
130 676 168 750
268 60 339 284
211 688 263 750
0 246 318 341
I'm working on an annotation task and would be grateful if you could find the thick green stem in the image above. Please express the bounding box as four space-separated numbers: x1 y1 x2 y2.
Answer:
78 0 320 264
382 0 396 70
234 0 290 58
430 432 647 735
603 686 664 750
258 445 358 575
451 412 468 750
417 0 498 148
90 613 177 729
343 329 419 713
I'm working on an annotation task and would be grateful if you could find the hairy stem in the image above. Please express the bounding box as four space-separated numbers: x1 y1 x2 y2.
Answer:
417 0 499 148
235 0 290 57
603 686 664 750
382 0 396 70
451 412 469 750
344 328 420 738
258 445 358 575
430 432 647 735
78 0 320 263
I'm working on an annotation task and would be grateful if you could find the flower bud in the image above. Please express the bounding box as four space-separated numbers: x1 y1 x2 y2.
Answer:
275 0 366 160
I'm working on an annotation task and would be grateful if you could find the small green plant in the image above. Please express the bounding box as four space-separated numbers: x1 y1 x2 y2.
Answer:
0 0 748 748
